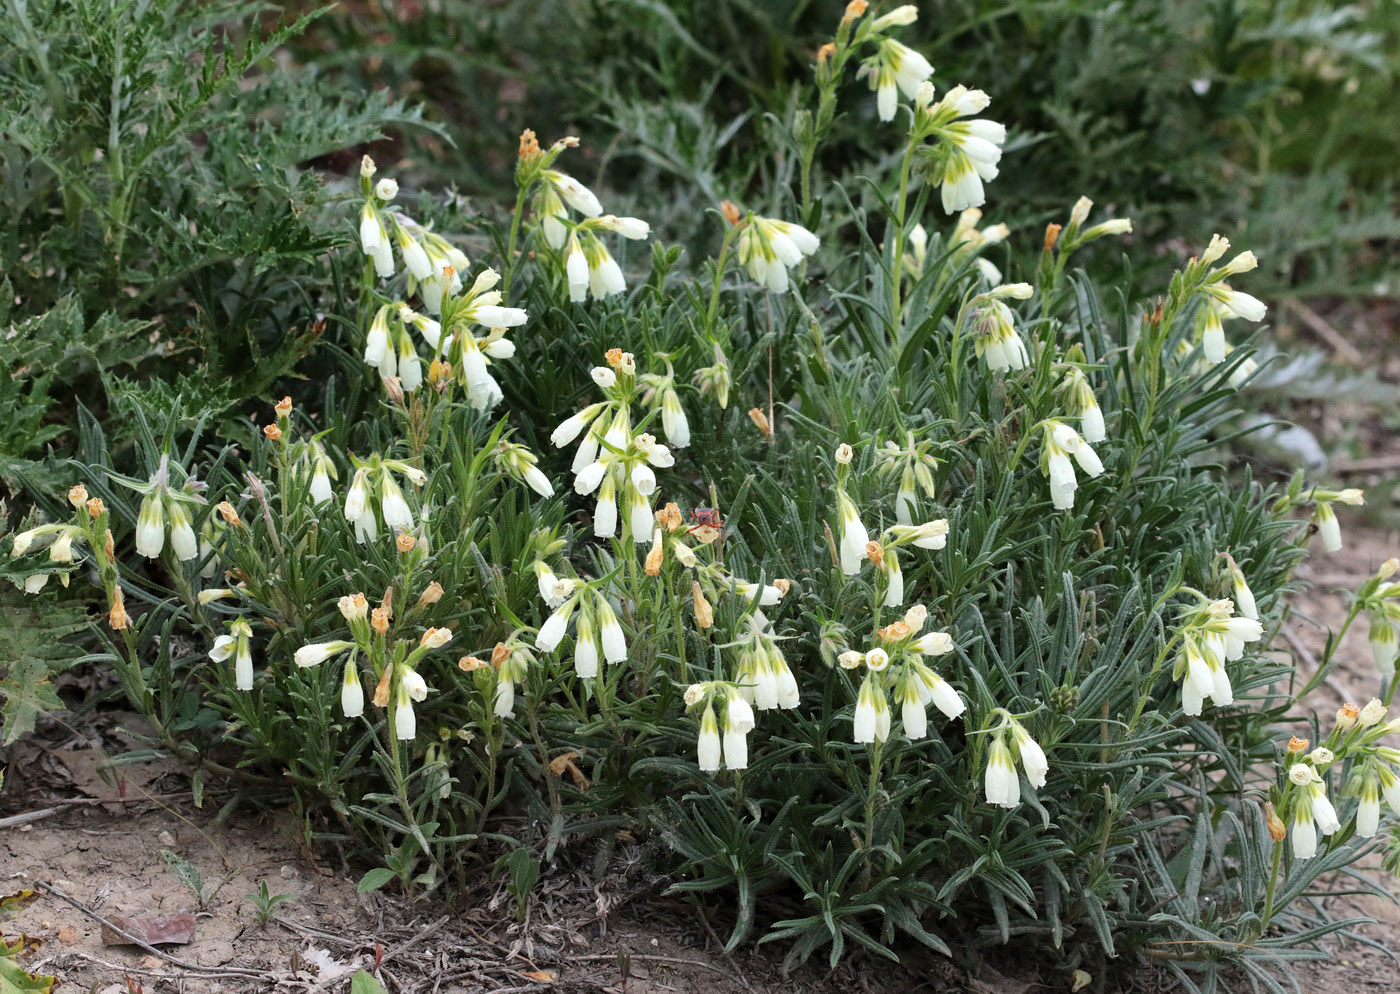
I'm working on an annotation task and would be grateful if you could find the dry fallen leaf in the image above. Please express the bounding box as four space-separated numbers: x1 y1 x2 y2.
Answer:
521 969 557 982
101 913 196 947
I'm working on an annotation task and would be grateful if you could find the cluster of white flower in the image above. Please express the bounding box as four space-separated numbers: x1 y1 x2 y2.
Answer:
838 605 963 744
550 350 679 541
968 282 1033 373
1195 235 1268 365
1171 593 1265 717
532 561 628 677
514 130 652 302
684 681 757 772
343 457 427 544
984 713 1048 809
736 214 822 294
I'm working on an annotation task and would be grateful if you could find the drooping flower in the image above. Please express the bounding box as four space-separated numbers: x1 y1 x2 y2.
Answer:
865 38 935 121
737 215 821 293
836 488 869 575
969 283 1033 373
1040 420 1104 511
914 85 1007 213
984 734 1020 809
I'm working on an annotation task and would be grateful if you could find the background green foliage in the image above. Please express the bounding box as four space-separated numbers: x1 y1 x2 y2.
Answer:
295 0 1398 292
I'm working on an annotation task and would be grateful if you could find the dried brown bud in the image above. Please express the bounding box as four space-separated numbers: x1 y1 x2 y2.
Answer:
865 541 884 567
68 484 89 509
396 532 416 553
605 347 625 369
1264 801 1286 842
372 667 392 708
692 581 714 629
773 578 791 596
371 607 391 635
383 376 405 406
549 751 590 790
108 586 129 630
656 502 684 532
417 581 444 608
883 620 912 642
458 656 488 672
644 530 664 576
1286 736 1308 754
103 528 115 559
842 0 868 23
720 200 742 227
816 42 836 62
217 501 243 526
263 423 282 442
490 642 512 669
428 359 450 386
748 407 772 440
1043 223 1062 252
274 395 292 419
87 497 106 520
518 128 541 160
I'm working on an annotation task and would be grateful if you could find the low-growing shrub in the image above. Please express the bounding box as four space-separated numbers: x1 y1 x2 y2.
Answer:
6 3 1396 989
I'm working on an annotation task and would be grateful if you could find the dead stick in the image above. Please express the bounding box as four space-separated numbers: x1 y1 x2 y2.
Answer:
30 879 268 979
0 807 62 829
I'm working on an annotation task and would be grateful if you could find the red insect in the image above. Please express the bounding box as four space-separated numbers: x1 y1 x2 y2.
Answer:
687 507 724 545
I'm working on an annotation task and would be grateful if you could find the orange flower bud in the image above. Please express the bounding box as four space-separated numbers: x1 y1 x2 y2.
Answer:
842 0 868 23
1043 223 1062 252
720 200 742 227
396 532 416 553
1286 736 1308 754
263 423 282 442
605 347 625 369
816 42 836 62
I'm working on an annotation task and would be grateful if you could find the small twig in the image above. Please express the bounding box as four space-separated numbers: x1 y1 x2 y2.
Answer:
30 879 268 979
1333 455 1400 474
0 807 63 829
1283 297 1364 367
569 951 745 980
690 904 755 992
377 914 450 969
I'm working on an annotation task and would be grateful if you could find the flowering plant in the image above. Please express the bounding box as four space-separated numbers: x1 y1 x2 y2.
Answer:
3 2 1390 988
